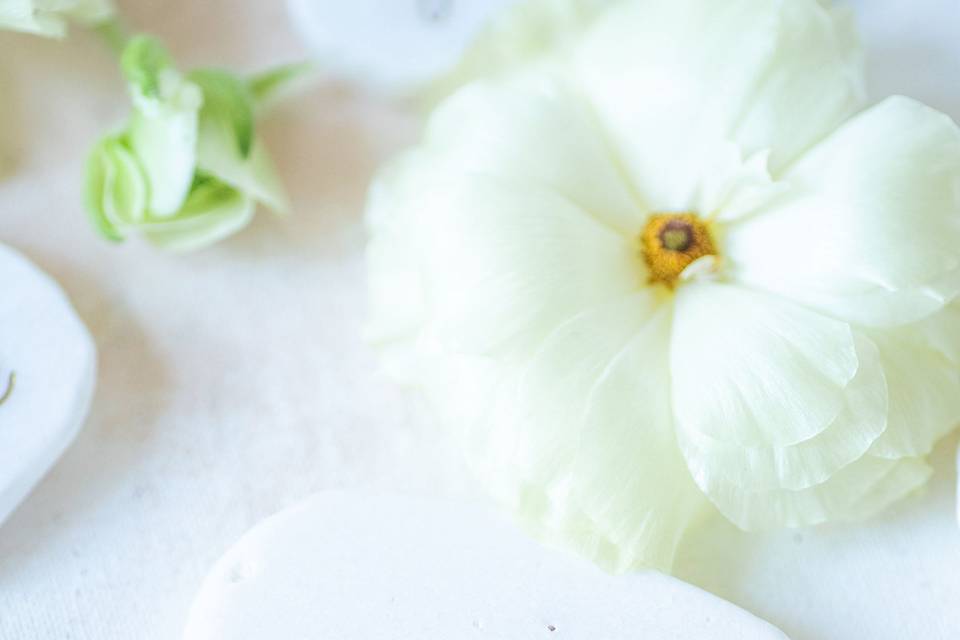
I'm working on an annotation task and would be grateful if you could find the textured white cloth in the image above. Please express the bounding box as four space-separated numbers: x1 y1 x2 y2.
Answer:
0 1 957 639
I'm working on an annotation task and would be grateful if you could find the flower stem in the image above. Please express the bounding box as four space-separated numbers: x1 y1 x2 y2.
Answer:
92 17 130 58
0 371 15 407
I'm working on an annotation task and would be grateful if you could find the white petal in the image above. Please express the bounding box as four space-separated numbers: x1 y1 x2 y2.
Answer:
915 301 960 366
709 454 931 531
671 283 865 448
428 0 613 103
867 312 960 459
467 294 660 490
415 175 641 355
726 96 960 326
425 75 643 235
364 152 433 384
129 81 203 217
731 2 866 174
468 296 709 572
698 148 787 223
679 330 887 493
0 0 66 36
575 0 864 210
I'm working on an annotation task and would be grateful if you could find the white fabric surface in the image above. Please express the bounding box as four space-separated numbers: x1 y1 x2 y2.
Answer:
0 1 957 639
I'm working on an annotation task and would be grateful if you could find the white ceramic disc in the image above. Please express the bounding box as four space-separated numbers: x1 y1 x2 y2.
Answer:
287 0 518 94
183 492 788 640
0 244 96 526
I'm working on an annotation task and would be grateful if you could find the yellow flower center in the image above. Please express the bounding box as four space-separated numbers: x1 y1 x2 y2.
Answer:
641 213 717 288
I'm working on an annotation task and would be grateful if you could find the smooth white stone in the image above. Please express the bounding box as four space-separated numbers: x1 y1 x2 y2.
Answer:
0 245 96 527
183 492 788 640
287 0 518 94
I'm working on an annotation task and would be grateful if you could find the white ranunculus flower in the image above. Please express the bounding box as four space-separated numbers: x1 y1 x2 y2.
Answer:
366 0 960 573
0 0 113 37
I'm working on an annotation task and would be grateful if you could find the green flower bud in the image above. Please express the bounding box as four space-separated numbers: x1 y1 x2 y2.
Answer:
84 36 288 252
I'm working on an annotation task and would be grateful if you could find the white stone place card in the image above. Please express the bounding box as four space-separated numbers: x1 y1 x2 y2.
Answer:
0 245 96 527
183 492 789 640
287 0 518 94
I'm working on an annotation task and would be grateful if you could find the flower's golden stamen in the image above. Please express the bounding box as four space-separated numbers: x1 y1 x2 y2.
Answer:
641 213 717 288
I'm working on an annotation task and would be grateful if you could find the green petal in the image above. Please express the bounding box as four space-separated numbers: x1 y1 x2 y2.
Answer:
189 68 255 159
84 134 148 242
140 177 255 252
187 69 288 214
247 61 317 107
195 119 288 215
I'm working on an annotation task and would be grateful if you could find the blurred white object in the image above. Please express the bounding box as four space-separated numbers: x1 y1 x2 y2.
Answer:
183 492 788 640
0 245 95 527
287 0 518 93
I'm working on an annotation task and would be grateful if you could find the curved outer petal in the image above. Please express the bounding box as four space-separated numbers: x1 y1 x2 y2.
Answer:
414 174 641 356
467 296 710 573
139 179 256 253
673 283 861 445
672 284 888 503
919 301 960 366
867 310 960 459
364 151 436 384
574 0 865 211
84 135 148 240
426 0 615 105
425 75 644 235
726 96 960 327
708 454 932 531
